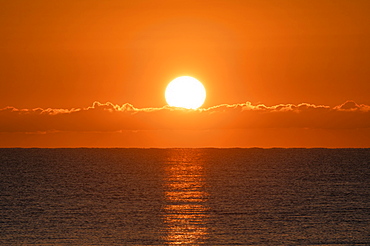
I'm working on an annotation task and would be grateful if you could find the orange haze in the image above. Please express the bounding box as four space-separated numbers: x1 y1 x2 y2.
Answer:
0 101 369 148
1 0 369 147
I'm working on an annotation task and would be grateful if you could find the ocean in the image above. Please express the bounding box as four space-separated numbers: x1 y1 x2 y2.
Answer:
0 148 369 245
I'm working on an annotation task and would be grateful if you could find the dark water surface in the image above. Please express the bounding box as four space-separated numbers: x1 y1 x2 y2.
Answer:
1 148 369 245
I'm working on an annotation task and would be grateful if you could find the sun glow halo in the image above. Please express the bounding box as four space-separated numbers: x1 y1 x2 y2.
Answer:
165 76 206 109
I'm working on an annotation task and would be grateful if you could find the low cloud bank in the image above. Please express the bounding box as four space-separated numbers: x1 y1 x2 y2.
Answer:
1 101 369 133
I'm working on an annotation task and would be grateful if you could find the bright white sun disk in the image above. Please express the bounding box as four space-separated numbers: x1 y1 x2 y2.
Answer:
165 76 206 109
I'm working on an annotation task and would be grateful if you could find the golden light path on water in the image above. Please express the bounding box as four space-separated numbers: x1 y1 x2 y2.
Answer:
163 149 209 245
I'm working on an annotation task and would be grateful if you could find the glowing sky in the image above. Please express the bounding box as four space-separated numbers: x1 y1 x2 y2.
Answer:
1 0 369 147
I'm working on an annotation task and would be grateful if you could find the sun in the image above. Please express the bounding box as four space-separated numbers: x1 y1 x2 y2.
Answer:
165 76 206 109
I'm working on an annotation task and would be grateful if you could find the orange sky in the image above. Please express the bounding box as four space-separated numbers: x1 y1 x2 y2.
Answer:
1 0 369 147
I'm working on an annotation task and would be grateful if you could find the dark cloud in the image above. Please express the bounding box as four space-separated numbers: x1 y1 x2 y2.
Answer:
333 100 370 111
0 101 369 133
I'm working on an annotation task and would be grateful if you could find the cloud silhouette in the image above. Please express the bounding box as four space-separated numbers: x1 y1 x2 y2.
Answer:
0 101 369 133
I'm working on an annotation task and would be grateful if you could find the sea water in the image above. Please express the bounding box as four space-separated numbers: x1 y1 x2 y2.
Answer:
0 148 369 245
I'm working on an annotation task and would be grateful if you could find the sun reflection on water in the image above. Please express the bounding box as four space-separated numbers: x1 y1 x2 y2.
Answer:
163 149 209 245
